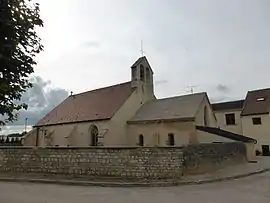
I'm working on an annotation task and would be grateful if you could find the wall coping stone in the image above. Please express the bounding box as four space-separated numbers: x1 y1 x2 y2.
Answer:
0 146 184 150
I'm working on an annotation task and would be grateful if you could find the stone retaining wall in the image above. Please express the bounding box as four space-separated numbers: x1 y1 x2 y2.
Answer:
0 142 247 180
0 147 184 180
182 142 246 174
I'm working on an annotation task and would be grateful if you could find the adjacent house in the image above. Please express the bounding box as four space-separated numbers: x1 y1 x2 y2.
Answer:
241 88 270 154
212 100 244 134
212 88 270 154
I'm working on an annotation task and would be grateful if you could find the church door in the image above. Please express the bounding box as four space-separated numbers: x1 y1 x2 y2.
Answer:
90 125 99 146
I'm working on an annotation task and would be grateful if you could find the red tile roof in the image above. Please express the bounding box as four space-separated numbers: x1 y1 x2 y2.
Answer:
241 88 270 116
35 82 133 127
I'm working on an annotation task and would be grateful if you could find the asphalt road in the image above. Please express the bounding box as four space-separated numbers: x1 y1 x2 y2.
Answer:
1 172 270 203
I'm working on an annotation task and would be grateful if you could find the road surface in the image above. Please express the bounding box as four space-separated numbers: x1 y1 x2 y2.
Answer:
0 172 270 203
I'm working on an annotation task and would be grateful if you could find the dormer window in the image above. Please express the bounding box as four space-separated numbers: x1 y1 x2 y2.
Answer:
257 97 265 102
140 65 145 81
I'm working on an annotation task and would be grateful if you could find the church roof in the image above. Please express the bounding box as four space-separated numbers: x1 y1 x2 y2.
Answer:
128 92 206 123
131 56 154 74
35 82 133 127
131 56 146 67
241 88 270 116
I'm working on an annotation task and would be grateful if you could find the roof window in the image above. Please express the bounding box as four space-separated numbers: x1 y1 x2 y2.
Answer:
256 97 265 102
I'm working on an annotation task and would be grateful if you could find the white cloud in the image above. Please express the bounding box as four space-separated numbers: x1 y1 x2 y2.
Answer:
4 76 69 126
35 0 270 100
0 125 32 136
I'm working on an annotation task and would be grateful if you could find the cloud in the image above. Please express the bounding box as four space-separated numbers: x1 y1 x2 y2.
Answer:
36 0 270 105
210 96 229 103
80 41 100 48
155 79 169 86
0 125 32 135
216 84 231 93
12 76 69 125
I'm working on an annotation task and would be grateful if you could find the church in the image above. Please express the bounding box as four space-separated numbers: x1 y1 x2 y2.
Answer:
23 57 256 147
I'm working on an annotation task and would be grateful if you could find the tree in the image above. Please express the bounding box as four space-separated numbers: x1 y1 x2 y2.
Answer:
5 137 9 144
0 0 43 125
0 137 4 144
14 136 20 144
11 137 16 144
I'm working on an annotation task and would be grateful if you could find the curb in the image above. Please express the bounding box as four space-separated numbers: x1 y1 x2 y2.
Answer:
0 168 269 187
179 168 270 186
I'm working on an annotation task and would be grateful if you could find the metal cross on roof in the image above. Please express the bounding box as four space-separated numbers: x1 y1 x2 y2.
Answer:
140 40 145 57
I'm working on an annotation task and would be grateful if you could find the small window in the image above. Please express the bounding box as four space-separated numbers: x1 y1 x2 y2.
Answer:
168 133 175 146
225 113 235 125
132 67 136 80
140 65 144 81
252 117 261 125
203 106 208 126
262 145 270 156
138 134 144 146
90 125 99 146
146 68 150 80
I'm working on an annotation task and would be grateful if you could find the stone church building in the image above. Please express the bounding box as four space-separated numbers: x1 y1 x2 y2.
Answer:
23 57 256 147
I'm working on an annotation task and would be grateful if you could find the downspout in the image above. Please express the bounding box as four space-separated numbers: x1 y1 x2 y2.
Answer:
36 127 40 146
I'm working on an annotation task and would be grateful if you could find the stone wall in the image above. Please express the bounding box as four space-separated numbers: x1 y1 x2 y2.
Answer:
182 142 246 174
0 147 184 180
0 142 247 181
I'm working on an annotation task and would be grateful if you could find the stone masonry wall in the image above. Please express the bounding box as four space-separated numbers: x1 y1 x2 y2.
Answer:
0 142 247 180
182 142 246 174
0 147 184 180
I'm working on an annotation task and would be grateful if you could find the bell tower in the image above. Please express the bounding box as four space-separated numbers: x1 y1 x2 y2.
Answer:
131 56 154 99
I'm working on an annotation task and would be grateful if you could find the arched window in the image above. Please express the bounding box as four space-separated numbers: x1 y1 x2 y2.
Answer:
131 67 136 81
140 65 145 81
204 106 208 126
168 133 175 146
146 67 150 80
89 125 99 146
138 134 144 146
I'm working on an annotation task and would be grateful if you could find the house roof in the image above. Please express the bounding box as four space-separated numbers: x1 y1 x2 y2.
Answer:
196 125 257 143
35 82 133 127
128 92 206 123
212 100 244 111
241 88 270 116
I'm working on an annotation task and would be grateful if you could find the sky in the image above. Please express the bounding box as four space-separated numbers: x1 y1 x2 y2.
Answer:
2 0 270 134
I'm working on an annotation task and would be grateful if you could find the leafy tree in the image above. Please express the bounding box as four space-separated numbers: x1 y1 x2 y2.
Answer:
15 136 20 144
0 0 43 125
6 132 21 137
5 137 9 144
